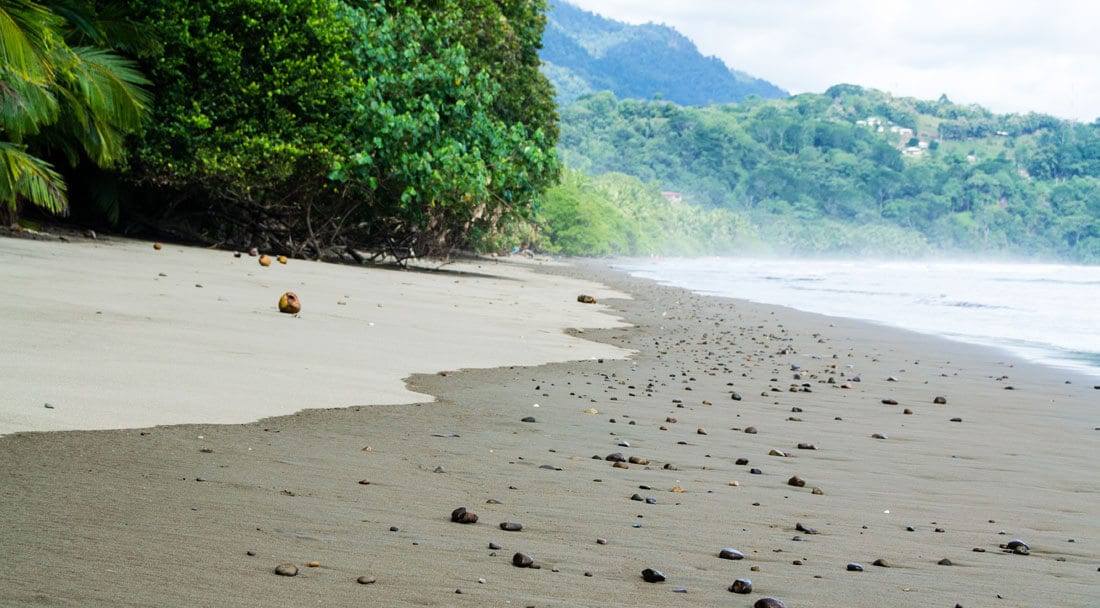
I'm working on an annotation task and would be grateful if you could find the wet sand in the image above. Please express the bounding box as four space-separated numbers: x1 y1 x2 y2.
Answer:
2 240 1098 607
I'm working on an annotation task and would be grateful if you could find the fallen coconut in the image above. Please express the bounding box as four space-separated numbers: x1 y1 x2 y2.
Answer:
278 292 301 314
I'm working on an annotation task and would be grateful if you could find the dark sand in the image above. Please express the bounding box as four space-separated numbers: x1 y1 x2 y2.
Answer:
2 254 1098 607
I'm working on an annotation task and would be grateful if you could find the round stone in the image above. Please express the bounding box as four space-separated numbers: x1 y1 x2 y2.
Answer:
788 475 806 487
356 575 376 584
274 563 298 576
847 562 864 571
729 578 753 594
512 552 534 568
754 598 787 608
718 548 744 560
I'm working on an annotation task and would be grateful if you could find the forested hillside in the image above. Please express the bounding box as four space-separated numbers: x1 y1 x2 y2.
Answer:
555 86 1100 261
541 2 786 107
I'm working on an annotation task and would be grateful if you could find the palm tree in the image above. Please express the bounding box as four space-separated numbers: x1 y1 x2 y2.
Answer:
1 0 150 223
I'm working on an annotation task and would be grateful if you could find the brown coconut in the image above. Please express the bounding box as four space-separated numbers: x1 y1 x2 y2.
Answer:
278 292 301 314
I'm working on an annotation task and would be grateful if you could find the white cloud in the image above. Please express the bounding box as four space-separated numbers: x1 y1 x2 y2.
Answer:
561 0 1100 121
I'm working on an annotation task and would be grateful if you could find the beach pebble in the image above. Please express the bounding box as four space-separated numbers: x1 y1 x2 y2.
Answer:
718 548 744 560
882 398 898 405
631 493 644 501
731 392 743 400
736 458 750 465
950 417 963 422
512 552 534 568
788 476 806 487
754 598 787 608
389 526 399 532
934 396 947 404
500 521 523 531
356 575 376 584
795 522 818 534
521 416 537 423
274 563 298 577
729 578 753 594
606 453 626 462
769 449 788 457
847 563 864 571
750 468 763 475
938 558 953 566
641 568 666 583
797 443 816 450
1005 539 1030 555
628 456 648 465
451 507 478 524
744 426 758 434
903 408 913 415
811 487 824 494
871 433 888 439
613 461 629 469
577 294 597 304
697 427 707 435
489 542 502 550
596 538 608 545
872 558 892 567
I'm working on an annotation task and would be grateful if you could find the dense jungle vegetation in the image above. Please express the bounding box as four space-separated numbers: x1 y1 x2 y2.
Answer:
3 0 1099 262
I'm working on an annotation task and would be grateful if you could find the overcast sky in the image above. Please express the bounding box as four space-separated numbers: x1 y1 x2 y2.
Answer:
564 0 1099 122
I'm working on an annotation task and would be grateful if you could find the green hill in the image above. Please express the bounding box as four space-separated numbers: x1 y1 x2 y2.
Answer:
550 85 1100 261
540 2 787 106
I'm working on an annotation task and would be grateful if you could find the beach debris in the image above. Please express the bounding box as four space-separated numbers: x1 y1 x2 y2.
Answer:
718 548 744 560
500 521 523 531
846 562 864 571
512 552 534 568
153 242 162 250
1004 539 1030 555
357 576 376 584
584 408 599 414
788 475 806 487
795 522 818 534
277 255 288 264
274 563 298 576
307 561 320 567
451 507 478 524
641 568 666 583
728 578 753 593
278 291 301 314
754 598 787 608
577 294 597 304
259 254 272 267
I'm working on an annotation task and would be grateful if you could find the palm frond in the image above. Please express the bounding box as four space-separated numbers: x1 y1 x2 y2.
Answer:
0 71 60 136
0 140 68 214
0 0 60 84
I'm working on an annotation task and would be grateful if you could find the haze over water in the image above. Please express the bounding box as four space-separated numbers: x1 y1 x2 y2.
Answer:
618 258 1100 380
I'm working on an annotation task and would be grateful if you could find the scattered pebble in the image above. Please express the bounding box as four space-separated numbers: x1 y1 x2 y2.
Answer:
641 568 666 583
754 597 787 608
938 558 953 566
729 578 753 594
788 476 806 487
872 558 891 567
512 552 534 568
274 564 298 576
847 563 864 571
500 521 523 531
718 548 744 560
356 575 376 585
451 507 478 524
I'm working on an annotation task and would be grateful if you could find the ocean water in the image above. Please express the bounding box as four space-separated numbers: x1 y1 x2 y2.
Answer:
616 257 1100 380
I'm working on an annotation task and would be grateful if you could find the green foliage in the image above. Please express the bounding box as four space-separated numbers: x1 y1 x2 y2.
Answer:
126 0 559 256
0 0 149 218
558 89 1100 262
531 169 758 256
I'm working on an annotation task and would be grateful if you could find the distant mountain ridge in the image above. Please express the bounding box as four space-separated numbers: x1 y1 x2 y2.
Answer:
541 2 787 107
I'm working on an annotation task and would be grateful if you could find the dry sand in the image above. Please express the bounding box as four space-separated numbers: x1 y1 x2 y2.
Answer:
2 238 1098 607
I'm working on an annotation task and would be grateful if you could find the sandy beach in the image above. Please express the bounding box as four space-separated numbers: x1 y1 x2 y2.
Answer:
2 237 1098 607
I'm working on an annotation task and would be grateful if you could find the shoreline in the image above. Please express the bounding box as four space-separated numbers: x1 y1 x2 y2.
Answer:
2 240 1098 607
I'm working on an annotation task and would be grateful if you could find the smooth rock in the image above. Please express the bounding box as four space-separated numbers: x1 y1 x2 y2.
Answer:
1005 539 1030 555
729 578 753 594
769 449 788 457
521 416 537 423
795 522 818 534
356 575 376 584
718 548 744 560
744 426 758 434
274 563 298 576
788 475 806 487
872 558 892 567
641 568 666 583
938 558 953 566
500 521 523 532
512 552 534 568
847 562 864 571
488 542 502 550
754 598 787 608
934 396 947 404
606 453 626 462
735 457 750 465
882 398 898 405
797 443 816 450
451 507 478 524
750 468 763 475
